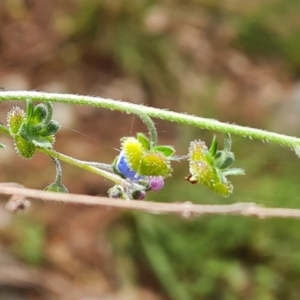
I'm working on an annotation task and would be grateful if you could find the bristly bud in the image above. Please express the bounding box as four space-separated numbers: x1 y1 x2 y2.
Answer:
7 102 60 157
148 176 164 191
122 137 143 171
7 107 26 135
108 185 125 199
139 151 172 177
131 189 146 200
44 182 68 193
186 139 234 197
13 135 36 159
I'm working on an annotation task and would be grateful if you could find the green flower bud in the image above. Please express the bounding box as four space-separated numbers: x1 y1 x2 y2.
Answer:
138 151 172 177
45 182 68 193
122 137 143 171
14 135 36 159
7 107 26 136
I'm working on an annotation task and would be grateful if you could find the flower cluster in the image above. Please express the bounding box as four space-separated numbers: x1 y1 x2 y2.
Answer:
111 133 175 199
186 134 244 197
7 100 60 159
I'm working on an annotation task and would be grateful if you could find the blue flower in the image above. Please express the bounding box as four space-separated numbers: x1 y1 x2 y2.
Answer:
115 151 144 181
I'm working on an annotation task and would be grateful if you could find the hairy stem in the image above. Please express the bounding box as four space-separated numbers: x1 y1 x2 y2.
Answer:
139 112 157 147
51 157 63 184
0 91 299 150
39 148 140 189
0 121 142 192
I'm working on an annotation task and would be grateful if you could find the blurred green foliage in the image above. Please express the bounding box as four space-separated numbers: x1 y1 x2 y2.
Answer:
72 0 181 98
234 0 300 73
11 217 45 266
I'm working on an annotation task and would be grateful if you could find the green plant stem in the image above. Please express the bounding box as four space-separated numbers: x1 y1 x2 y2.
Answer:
51 157 63 183
0 122 140 190
0 91 299 150
139 112 157 147
80 161 113 172
39 148 138 189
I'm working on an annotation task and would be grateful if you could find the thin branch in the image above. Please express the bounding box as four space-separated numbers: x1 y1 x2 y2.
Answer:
0 91 300 151
1 183 300 219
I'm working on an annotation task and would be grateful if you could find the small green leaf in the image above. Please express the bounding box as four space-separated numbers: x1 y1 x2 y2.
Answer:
39 120 60 136
32 104 47 124
209 135 218 157
222 168 245 176
26 99 34 121
19 123 38 141
224 133 232 152
137 133 150 150
152 145 175 157
216 152 235 169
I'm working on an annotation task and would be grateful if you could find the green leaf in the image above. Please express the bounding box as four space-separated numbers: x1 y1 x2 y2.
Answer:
137 132 150 150
152 145 175 157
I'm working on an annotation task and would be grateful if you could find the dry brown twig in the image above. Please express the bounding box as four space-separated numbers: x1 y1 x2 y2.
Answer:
0 183 300 219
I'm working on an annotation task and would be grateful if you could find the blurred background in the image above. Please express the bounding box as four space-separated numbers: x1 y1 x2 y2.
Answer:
1 0 300 299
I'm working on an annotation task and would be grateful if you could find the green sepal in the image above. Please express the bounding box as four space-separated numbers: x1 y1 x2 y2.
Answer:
138 151 172 177
31 136 53 149
222 168 245 177
209 135 218 157
224 133 232 152
45 182 68 193
39 120 60 136
152 145 175 157
14 135 36 159
218 153 235 169
26 99 34 122
32 103 47 124
137 133 150 150
215 151 235 169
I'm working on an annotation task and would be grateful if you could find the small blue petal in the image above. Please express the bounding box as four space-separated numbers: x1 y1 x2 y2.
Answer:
116 152 144 181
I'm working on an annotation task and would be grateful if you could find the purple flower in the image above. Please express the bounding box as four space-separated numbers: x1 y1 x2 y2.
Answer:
149 176 164 191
